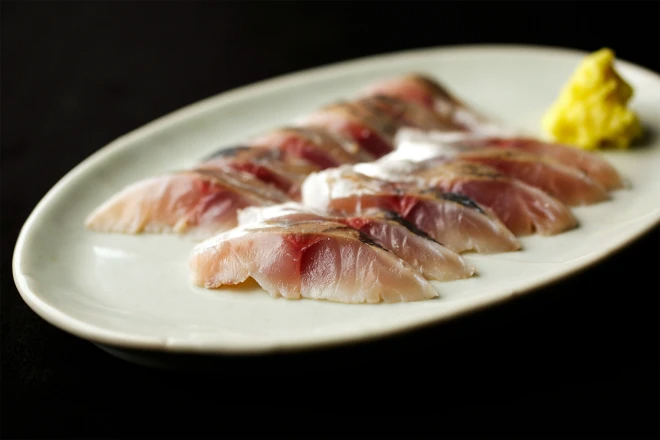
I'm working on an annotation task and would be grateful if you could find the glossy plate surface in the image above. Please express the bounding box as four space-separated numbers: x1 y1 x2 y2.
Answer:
13 45 660 354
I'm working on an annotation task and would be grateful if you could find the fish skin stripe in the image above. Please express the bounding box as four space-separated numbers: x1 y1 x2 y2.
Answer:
322 225 390 252
202 145 251 161
419 188 486 215
380 210 443 245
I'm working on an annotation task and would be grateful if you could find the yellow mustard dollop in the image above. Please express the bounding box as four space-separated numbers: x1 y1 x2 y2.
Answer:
542 48 643 150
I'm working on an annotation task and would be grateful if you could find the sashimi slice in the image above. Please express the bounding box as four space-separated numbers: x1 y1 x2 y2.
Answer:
247 126 375 168
355 160 577 236
454 148 610 206
303 95 452 153
207 161 306 200
357 95 457 132
362 73 507 135
202 145 322 171
341 211 475 280
199 146 320 199
300 101 397 158
301 168 520 254
189 219 438 303
450 137 626 190
238 203 475 281
85 168 289 236
393 128 624 193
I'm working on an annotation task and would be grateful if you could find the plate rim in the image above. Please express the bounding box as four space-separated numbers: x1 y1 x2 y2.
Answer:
12 43 660 355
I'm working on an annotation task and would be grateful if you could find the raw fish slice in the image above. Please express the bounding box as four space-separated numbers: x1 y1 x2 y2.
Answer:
208 161 307 200
415 161 577 236
357 95 457 132
238 203 475 281
356 160 577 236
454 148 610 206
394 128 624 193
247 126 375 169
340 210 475 280
200 146 320 199
300 101 397 158
303 96 451 149
363 73 463 113
302 168 520 254
362 73 505 135
202 145 321 171
189 219 438 303
201 145 320 174
85 168 289 236
450 137 626 190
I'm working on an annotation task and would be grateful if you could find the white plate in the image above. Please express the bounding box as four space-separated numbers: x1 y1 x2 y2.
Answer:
12 45 660 355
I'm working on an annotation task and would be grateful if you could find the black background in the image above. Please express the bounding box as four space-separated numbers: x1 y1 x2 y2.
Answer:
2 1 659 438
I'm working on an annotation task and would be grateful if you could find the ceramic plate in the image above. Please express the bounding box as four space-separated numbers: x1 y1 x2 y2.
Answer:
13 45 660 355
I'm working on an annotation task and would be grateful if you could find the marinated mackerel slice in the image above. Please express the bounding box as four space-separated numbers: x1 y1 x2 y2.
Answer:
361 73 503 134
247 126 375 169
199 145 321 199
300 101 398 159
357 95 457 132
189 219 439 304
447 136 626 190
238 203 475 281
300 95 455 159
85 168 290 237
355 160 577 236
301 168 520 254
413 161 578 236
453 148 610 206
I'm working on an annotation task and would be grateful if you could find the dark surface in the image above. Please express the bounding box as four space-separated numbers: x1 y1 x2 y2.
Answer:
2 1 659 438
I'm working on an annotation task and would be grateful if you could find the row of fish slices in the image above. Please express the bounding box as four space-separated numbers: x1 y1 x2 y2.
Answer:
85 72 624 240
188 159 532 305
291 126 627 250
85 72 627 303
186 81 495 303
189 140 585 303
196 78 473 202
84 74 483 238
188 129 626 305
83 109 397 236
85 127 611 240
191 145 625 304
188 79 628 304
297 134 618 243
299 165 522 254
361 73 625 195
349 151 580 237
225 124 628 304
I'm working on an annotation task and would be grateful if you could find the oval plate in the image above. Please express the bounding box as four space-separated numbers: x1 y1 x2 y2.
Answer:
12 45 660 355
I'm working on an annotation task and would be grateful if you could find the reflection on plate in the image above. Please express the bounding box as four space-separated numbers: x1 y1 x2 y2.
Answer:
12 45 660 356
